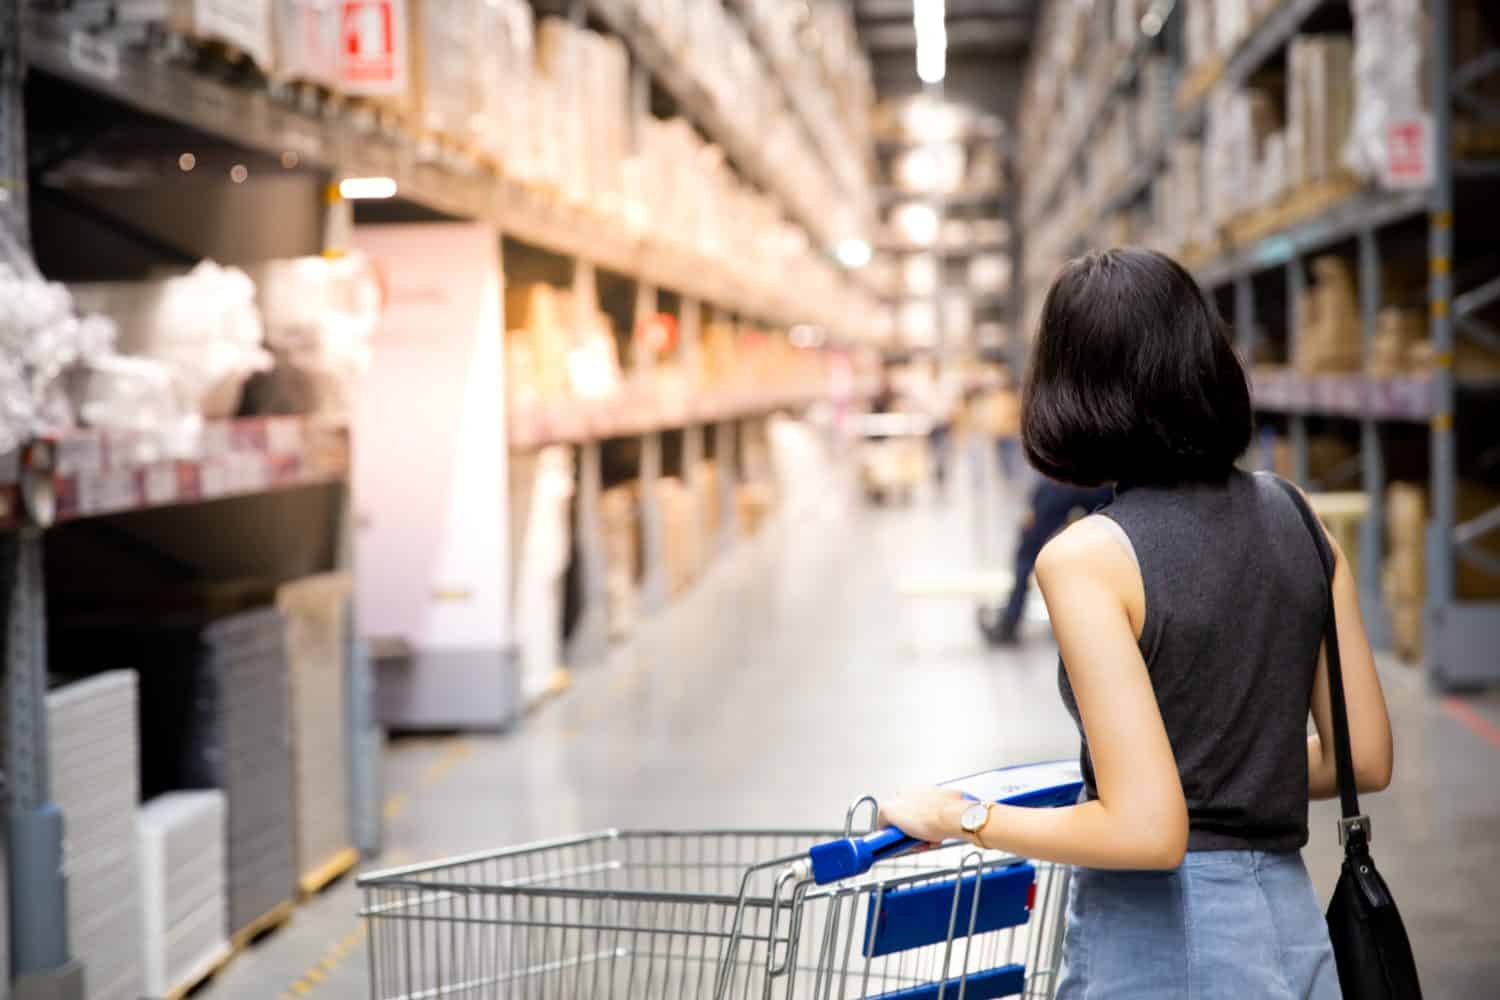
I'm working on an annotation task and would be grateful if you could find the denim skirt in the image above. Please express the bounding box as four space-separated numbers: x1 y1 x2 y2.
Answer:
1054 850 1341 999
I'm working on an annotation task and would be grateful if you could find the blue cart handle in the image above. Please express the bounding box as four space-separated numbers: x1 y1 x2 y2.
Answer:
803 761 1083 885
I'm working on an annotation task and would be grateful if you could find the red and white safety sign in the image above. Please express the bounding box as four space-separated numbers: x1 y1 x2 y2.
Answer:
339 0 407 95
1383 115 1433 190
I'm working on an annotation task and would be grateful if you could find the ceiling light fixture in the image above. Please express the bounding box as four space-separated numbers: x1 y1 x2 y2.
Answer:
835 238 872 269
914 0 947 85
339 176 398 200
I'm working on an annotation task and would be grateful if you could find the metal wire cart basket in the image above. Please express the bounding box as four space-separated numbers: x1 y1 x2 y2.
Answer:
359 816 1070 999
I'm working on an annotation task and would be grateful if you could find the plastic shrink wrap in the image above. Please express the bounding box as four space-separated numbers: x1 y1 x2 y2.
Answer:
0 230 124 453
1345 0 1426 182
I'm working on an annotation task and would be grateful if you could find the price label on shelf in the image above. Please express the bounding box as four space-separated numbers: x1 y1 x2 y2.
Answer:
1383 116 1433 190
68 31 119 82
143 462 179 506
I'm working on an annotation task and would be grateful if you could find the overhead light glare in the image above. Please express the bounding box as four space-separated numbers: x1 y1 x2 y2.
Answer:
835 238 872 270
229 164 248 183
178 153 196 172
914 0 946 84
339 176 398 200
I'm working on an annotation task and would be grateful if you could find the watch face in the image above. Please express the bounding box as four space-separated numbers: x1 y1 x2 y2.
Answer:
962 802 989 833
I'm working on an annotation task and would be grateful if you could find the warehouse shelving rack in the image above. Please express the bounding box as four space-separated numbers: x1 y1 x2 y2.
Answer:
5 0 882 993
1019 0 1500 689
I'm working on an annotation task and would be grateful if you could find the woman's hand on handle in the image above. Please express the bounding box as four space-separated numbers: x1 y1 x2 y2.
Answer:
877 787 968 845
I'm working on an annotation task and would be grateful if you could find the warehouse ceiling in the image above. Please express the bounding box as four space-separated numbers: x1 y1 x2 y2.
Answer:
852 0 1038 118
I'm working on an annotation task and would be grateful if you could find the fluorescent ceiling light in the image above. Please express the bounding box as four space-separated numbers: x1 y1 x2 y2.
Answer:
835 238 873 269
339 176 398 200
914 0 946 84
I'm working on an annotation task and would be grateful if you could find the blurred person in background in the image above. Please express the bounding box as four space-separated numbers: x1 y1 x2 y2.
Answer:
878 249 1393 999
990 370 1023 485
981 477 1113 646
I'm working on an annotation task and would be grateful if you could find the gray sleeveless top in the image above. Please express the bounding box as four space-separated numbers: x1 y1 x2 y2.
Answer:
1059 469 1330 852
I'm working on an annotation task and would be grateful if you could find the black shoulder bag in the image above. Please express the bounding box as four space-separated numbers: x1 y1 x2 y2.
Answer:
1275 478 1422 999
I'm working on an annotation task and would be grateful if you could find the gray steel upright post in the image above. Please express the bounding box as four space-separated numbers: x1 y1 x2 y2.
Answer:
1429 0 1458 622
1286 260 1310 487
0 0 27 248
1357 228 1389 642
6 530 84 1000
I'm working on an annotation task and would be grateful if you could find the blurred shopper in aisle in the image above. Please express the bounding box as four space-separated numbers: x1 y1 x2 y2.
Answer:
914 359 961 490
982 477 1112 646
878 250 1393 1000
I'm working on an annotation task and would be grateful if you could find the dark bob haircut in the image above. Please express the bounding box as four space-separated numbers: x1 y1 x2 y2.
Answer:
1021 248 1251 487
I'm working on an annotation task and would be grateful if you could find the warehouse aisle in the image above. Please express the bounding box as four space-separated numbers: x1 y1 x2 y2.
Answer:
204 471 1500 999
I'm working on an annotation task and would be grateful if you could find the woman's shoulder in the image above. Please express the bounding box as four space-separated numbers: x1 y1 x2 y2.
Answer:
1036 514 1139 587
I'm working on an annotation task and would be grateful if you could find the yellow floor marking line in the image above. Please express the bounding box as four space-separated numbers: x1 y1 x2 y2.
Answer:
382 793 408 820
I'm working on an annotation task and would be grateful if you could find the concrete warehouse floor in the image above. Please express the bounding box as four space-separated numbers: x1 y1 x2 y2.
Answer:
201 469 1500 999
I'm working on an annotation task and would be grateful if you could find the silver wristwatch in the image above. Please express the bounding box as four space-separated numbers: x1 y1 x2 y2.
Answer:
960 800 994 839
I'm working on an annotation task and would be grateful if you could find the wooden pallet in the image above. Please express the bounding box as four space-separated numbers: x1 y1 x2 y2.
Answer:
160 941 235 1000
298 846 360 899
1175 55 1226 112
524 669 572 716
230 898 295 952
1223 173 1364 249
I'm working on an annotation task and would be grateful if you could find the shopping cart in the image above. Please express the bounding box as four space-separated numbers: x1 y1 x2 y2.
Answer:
359 764 1077 999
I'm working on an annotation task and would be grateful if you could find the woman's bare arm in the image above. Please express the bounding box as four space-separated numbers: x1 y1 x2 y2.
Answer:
1307 531 1393 798
879 517 1189 870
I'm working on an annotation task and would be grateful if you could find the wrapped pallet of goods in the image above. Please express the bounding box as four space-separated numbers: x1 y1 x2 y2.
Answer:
138 791 232 1000
600 485 640 640
47 672 145 1000
169 0 276 70
276 573 354 893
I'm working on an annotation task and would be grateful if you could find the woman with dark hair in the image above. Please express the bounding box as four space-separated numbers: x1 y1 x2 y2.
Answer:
878 249 1393 998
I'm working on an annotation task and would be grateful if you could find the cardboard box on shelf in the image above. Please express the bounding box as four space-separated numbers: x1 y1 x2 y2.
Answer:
1271 434 1359 488
170 0 275 70
1287 35 1355 187
1294 256 1362 375
1366 307 1425 377
1382 479 1500 661
658 477 702 595
735 481 775 538
599 485 638 640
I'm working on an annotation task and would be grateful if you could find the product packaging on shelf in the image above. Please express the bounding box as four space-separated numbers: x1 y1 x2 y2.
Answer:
276 573 353 886
1294 256 1362 374
408 0 480 141
0 243 121 452
600 484 639 640
1287 35 1356 187
48 671 145 1000
138 790 231 1000
70 261 273 421
658 476 702 595
169 0 276 70
252 254 380 424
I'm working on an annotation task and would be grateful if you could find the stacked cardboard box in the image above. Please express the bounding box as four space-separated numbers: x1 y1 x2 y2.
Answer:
1287 36 1355 188
1367 308 1426 377
277 573 352 886
692 460 721 550
48 672 145 1000
1294 257 1362 374
1209 84 1283 224
600 485 640 639
1383 480 1500 660
138 791 232 998
658 477 702 595
1384 482 1425 661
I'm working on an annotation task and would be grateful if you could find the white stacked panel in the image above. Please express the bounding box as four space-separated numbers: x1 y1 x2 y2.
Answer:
201 607 297 933
138 791 231 997
46 671 144 1000
278 573 352 882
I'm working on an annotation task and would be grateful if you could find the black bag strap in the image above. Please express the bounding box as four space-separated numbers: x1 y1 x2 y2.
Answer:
1271 478 1367 843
